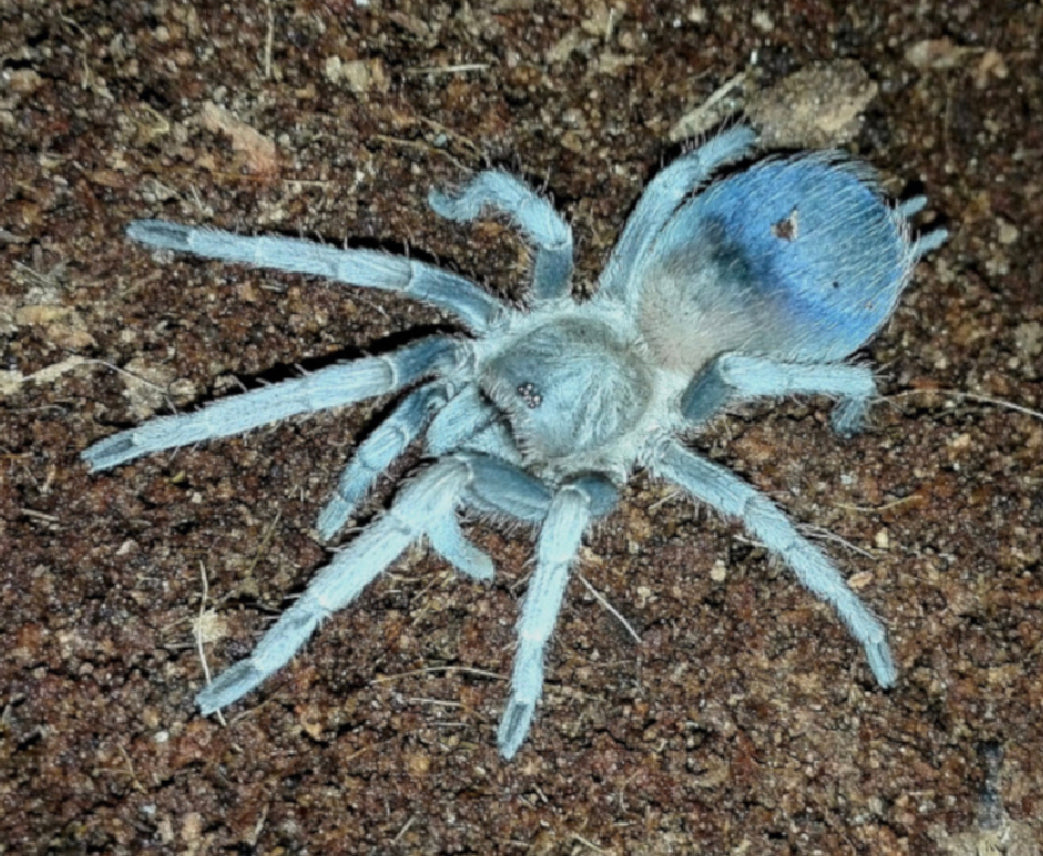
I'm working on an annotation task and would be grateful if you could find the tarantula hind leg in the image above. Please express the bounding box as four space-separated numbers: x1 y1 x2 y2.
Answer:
650 439 896 688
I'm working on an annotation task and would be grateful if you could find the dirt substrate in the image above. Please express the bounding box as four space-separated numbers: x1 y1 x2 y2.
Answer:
2 2 1041 854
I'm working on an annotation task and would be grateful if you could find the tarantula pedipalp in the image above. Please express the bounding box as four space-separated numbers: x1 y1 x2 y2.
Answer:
82 127 946 759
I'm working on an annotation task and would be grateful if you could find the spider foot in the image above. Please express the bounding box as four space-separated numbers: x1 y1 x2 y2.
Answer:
497 696 536 760
127 219 194 251
81 431 141 471
427 514 494 581
865 635 897 688
830 397 869 436
197 659 267 714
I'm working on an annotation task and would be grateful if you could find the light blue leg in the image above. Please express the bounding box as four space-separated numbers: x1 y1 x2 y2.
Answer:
719 353 877 435
317 383 449 540
497 482 596 759
462 454 554 523
431 459 618 596
423 384 526 465
82 337 463 471
895 195 928 218
911 226 948 260
649 440 896 689
426 513 494 581
428 172 574 301
126 220 506 332
459 421 523 464
894 196 948 260
197 455 475 713
598 125 757 301
425 385 498 457
425 452 556 587
682 353 877 435
679 361 734 427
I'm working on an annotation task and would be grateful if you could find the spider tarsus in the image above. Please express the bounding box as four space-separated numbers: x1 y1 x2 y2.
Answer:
80 433 137 472
196 660 265 714
497 698 535 760
913 227 949 260
830 398 869 437
867 641 897 688
127 219 193 251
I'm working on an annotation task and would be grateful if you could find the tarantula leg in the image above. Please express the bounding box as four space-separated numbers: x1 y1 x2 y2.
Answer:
82 338 463 472
650 439 896 688
893 195 949 261
425 385 499 457
426 449 586 584
426 513 494 581
428 171 574 301
680 355 876 434
688 354 878 436
679 362 734 427
895 195 928 218
496 479 615 759
197 455 476 714
462 454 554 522
599 125 757 301
317 382 450 540
125 220 506 332
910 226 949 261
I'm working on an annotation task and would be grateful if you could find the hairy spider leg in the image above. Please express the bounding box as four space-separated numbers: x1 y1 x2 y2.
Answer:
425 385 503 457
895 195 929 218
81 338 462 472
893 196 949 260
197 455 477 713
428 171 575 302
913 229 948 259
430 452 565 582
497 484 593 759
198 450 571 715
650 439 896 688
425 386 545 578
125 220 506 332
317 382 451 540
425 512 495 582
598 125 757 302
682 355 877 435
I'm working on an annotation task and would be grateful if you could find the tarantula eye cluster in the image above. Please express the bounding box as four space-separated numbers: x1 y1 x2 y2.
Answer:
83 127 945 759
516 382 542 409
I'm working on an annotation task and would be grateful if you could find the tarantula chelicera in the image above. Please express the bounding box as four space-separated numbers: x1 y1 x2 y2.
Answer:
83 127 946 758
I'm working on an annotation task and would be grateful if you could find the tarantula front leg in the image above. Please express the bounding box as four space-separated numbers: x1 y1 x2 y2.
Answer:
82 338 465 472
197 454 478 714
428 172 574 302
125 220 506 332
681 353 878 435
649 439 896 688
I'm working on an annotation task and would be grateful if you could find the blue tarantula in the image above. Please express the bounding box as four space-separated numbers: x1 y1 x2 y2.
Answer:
83 127 946 758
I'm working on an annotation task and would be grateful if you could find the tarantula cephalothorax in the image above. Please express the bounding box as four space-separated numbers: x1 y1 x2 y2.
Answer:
83 127 946 759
